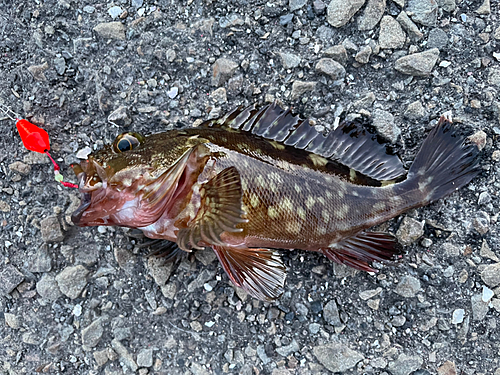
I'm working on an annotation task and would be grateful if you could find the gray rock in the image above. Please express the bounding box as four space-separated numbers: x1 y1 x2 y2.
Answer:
291 81 317 100
395 48 440 76
404 100 426 119
324 45 348 65
290 0 307 11
313 342 364 372
315 58 346 81
108 106 132 127
55 265 89 299
83 5 95 13
488 68 500 87
28 62 49 81
0 265 24 296
323 300 342 326
427 28 448 50
212 58 239 86
475 0 490 15
111 339 138 372
395 275 421 298
93 22 126 40
132 0 144 7
451 308 465 324
187 269 215 292
327 0 366 28
195 249 217 266
439 0 456 12
136 348 153 367
54 57 66 75
210 87 227 104
391 315 406 327
473 211 490 235
0 200 10 212
479 240 499 262
355 45 372 64
388 353 423 375
36 274 61 300
379 15 406 49
372 108 401 143
396 11 423 41
29 245 52 273
146 256 174 290
257 345 271 364
279 52 301 69
407 0 437 26
357 0 386 30
353 92 376 109
108 6 122 19
309 323 321 334
471 294 489 321
276 339 299 356
40 216 65 243
4 313 20 329
82 319 104 348
219 14 244 28
313 0 327 13
9 161 31 175
481 263 500 287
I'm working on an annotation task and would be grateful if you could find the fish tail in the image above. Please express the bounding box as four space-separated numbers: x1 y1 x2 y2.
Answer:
405 115 480 204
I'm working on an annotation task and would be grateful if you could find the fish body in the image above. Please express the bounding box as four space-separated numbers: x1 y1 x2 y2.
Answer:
72 104 480 300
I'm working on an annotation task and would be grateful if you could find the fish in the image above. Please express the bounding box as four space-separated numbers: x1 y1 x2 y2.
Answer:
71 103 480 301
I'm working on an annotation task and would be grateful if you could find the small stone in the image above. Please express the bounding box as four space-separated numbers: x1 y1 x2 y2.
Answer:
437 361 457 375
82 319 104 348
93 349 109 367
313 0 327 14
440 0 456 12
468 130 487 151
481 263 500 287
482 285 494 302
367 298 380 310
83 5 95 13
407 0 437 26
487 68 500 87
93 22 126 40
451 309 465 324
137 348 153 368
309 323 321 334
190 321 203 332
313 342 364 372
56 265 89 299
111 339 138 372
108 106 131 127
8 161 31 175
480 240 499 262
379 16 406 49
36 274 61 300
212 58 238 87
388 353 423 375
478 192 491 205
210 87 227 104
108 6 122 19
357 0 386 31
355 45 372 64
475 0 490 15
276 339 299 356
0 200 10 212
353 92 376 109
324 45 348 65
315 58 346 81
492 150 500 161
40 216 64 243
391 315 406 327
187 269 215 292
327 0 366 28
372 109 401 143
54 57 66 75
290 0 307 11
28 62 49 81
395 275 421 298
396 11 423 41
4 313 20 329
76 147 92 159
471 294 489 321
323 300 342 326
473 211 490 235
291 81 317 100
0 265 25 296
395 48 440 76
359 287 382 300
396 216 424 245
371 357 388 368
28 245 52 273
279 52 301 69
404 101 426 120
427 28 448 51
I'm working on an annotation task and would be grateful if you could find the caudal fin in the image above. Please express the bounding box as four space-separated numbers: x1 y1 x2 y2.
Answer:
407 116 480 204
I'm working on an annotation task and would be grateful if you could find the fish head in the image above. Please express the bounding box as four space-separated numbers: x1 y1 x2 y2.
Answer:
71 130 203 228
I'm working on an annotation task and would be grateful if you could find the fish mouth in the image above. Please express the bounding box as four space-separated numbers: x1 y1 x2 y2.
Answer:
71 167 93 226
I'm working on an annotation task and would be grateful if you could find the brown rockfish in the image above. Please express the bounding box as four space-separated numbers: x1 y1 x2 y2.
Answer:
71 104 480 301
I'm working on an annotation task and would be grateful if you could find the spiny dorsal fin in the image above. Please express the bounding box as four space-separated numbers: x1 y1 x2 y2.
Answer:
177 166 248 251
202 103 406 182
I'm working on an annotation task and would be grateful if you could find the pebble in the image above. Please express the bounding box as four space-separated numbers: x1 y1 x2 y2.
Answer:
440 0 456 12
396 216 424 245
480 240 499 262
353 92 375 109
437 361 457 375
407 0 437 26
108 106 131 127
93 22 126 40
0 265 25 296
279 52 301 69
8 161 31 175
473 211 490 235
323 300 342 326
315 58 346 81
388 353 423 375
36 274 62 300
210 87 227 104
326 0 366 28
55 265 89 299
289 0 307 11
82 319 104 348
367 298 380 310
0 200 10 212
357 0 386 31
477 192 491 205
391 315 406 327
355 45 372 64
137 348 153 368
309 323 321 334
76 147 92 159
482 285 494 302
4 313 20 329
132 0 144 7
54 57 66 75
276 339 299 356
111 339 138 372
487 68 500 87
108 6 123 19
452 309 465 324
427 28 448 51
395 48 440 76
468 130 487 151
324 45 348 65
359 287 382 300
481 263 500 287
379 16 406 49
28 62 49 81
40 216 65 243
212 58 239 86
291 81 317 100
471 294 489 321
187 269 215 292
396 11 423 41
404 101 426 120
83 5 95 13
395 275 421 298
28 245 52 273
372 108 401 143
313 342 364 372
475 0 490 15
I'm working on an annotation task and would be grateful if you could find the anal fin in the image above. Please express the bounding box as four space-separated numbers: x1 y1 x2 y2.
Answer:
212 246 286 301
323 231 401 272
143 240 186 263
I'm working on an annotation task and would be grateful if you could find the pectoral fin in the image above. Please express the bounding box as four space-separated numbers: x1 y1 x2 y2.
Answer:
177 166 248 251
212 246 286 301
323 231 401 272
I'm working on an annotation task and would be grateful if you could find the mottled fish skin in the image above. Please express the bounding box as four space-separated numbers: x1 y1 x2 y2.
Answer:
71 104 480 301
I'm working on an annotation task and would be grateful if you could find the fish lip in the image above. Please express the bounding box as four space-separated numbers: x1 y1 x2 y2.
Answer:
71 170 92 226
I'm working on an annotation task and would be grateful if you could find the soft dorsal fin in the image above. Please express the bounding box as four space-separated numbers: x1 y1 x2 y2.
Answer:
202 103 407 182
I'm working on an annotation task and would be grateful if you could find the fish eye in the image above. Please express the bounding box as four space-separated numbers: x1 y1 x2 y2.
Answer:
113 132 144 153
